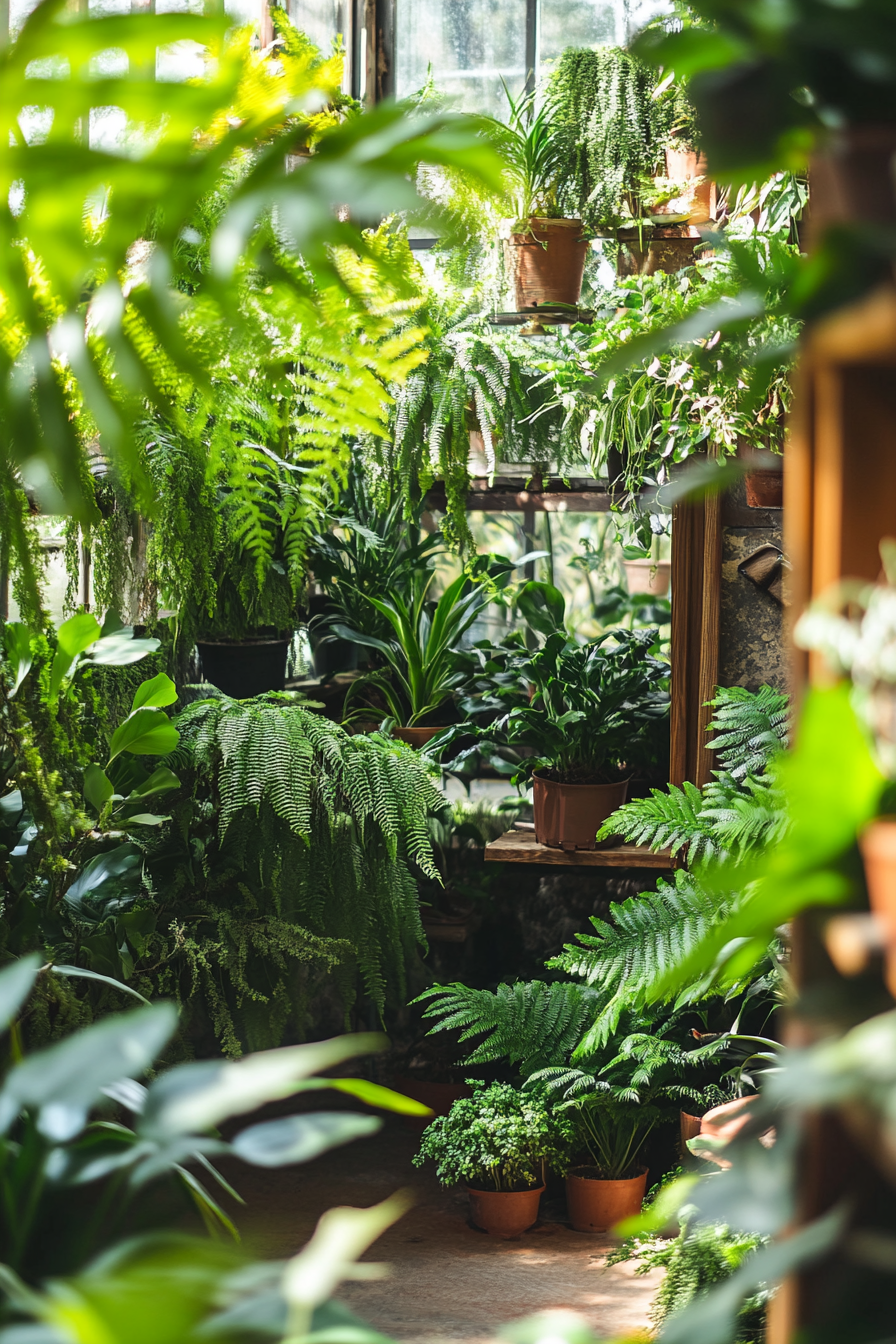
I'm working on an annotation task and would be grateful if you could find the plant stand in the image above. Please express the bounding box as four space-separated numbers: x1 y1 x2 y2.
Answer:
484 828 673 870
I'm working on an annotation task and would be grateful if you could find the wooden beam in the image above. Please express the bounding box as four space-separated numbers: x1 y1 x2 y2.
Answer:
484 828 673 868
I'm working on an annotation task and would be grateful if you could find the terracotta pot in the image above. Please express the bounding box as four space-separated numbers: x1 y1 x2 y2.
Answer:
745 469 783 509
391 1077 473 1127
196 638 290 699
616 233 697 277
680 1111 703 1155
504 218 587 309
393 726 444 749
467 1184 544 1238
623 558 671 596
565 1165 648 1233
663 145 714 224
860 817 896 996
532 771 629 850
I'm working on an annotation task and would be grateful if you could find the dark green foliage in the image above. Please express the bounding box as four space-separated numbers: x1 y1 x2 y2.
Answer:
154 694 449 1048
549 46 692 232
413 980 601 1074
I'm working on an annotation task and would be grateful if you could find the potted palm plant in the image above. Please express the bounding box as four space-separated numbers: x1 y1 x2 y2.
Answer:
412 1081 574 1238
488 86 588 311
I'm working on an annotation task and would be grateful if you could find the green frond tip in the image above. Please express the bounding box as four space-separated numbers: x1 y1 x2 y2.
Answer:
413 979 601 1075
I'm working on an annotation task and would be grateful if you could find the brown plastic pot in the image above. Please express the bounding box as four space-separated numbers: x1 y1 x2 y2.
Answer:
859 817 896 995
467 1184 544 1238
565 1166 648 1233
503 219 587 309
393 726 443 749
745 470 783 509
532 772 629 850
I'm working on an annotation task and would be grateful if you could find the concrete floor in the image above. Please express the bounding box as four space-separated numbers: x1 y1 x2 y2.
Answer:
235 1119 661 1344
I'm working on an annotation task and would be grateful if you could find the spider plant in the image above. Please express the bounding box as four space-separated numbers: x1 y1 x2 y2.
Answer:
337 572 490 728
487 83 563 224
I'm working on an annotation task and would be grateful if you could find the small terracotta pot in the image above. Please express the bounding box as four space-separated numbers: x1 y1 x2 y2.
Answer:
532 772 629 850
860 817 896 995
393 726 443 749
623 558 671 596
745 470 783 509
680 1111 703 1155
467 1184 544 1238
504 219 587 309
565 1166 648 1233
664 145 714 224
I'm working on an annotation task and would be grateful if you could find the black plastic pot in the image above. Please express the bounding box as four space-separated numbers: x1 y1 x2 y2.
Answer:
310 633 359 679
196 638 290 699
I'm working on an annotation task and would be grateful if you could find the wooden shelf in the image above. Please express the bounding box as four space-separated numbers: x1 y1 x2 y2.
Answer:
484 829 674 869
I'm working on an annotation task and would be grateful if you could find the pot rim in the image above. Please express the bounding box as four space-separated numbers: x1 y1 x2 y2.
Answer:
465 1183 545 1196
532 769 630 791
566 1164 648 1184
505 216 583 230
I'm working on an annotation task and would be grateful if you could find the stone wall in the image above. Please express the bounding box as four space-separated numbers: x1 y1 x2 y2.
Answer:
718 477 787 692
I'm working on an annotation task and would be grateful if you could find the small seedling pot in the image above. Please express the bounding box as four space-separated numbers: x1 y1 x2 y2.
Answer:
565 1165 648 1233
467 1185 544 1238
532 772 629 850
503 218 587 309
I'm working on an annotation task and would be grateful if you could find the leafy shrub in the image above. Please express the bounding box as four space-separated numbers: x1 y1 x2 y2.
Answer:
413 1082 575 1192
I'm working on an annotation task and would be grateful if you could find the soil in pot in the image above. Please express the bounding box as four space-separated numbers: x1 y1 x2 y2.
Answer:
532 771 629 850
467 1184 544 1238
565 1165 648 1233
504 219 587 309
745 469 783 509
623 558 671 596
196 637 290 699
860 817 896 995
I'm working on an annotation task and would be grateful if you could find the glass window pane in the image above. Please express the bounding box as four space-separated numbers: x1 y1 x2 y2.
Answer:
540 0 671 69
395 0 528 118
287 0 350 56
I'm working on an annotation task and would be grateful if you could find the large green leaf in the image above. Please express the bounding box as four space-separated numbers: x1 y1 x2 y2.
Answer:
85 630 161 668
64 844 143 906
230 1112 381 1167
125 766 181 801
140 1033 387 1136
49 613 101 698
83 764 114 814
517 581 566 637
131 674 178 711
0 1002 178 1140
0 955 41 1034
108 709 180 762
50 965 151 1006
1 622 34 697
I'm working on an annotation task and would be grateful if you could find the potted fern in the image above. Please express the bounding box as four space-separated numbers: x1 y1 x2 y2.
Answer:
413 1081 574 1238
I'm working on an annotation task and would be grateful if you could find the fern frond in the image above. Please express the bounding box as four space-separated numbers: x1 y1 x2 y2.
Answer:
413 979 600 1074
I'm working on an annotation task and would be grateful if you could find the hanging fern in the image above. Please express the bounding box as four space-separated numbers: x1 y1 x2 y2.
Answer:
549 46 691 232
413 980 601 1074
153 694 449 1047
